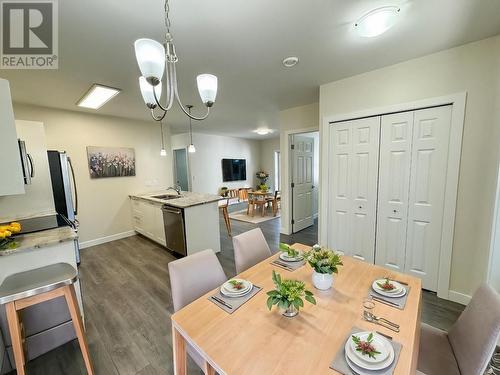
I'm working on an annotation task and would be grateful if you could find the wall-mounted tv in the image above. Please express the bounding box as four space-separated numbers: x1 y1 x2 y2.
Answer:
222 159 246 182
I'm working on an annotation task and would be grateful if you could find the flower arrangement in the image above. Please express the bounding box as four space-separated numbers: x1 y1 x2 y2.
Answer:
256 171 270 190
266 270 316 316
303 246 343 275
0 222 21 250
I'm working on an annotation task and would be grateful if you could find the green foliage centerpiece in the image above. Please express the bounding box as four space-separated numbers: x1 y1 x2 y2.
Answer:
266 270 316 317
303 245 343 290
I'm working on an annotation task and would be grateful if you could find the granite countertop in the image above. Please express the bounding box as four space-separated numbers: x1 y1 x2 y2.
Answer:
130 190 222 208
0 227 77 256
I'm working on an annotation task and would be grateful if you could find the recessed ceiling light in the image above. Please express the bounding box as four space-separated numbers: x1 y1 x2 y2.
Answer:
76 84 121 109
254 128 274 135
282 56 299 68
355 6 400 38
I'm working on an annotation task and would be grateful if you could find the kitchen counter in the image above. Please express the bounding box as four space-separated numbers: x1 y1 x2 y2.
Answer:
130 190 222 208
0 226 77 256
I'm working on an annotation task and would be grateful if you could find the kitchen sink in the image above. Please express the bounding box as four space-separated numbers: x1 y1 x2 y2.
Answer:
151 194 181 200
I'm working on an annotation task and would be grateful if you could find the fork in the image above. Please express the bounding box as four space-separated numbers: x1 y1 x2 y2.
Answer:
364 311 400 328
363 310 400 332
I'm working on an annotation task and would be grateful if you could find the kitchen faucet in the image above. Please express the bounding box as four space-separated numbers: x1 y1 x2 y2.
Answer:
166 185 182 195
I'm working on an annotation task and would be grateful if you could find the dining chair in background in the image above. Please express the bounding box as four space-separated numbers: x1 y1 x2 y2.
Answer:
232 228 272 274
168 249 227 371
218 198 231 236
417 283 500 375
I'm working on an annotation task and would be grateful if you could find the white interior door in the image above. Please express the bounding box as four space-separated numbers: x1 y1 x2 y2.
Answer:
328 117 380 262
375 112 414 272
405 105 452 291
292 135 314 232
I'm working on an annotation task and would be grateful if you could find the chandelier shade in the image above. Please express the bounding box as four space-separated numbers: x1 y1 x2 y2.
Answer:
196 74 218 107
188 144 196 153
139 77 162 108
134 39 165 85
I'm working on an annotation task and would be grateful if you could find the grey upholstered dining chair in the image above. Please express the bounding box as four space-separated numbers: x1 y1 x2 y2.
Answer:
232 228 272 274
168 249 227 370
418 283 500 375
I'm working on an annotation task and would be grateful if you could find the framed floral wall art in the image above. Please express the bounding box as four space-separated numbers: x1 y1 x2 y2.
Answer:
86 146 136 178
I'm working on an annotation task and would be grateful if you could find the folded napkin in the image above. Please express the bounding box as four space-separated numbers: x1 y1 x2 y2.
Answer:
330 327 402 375
368 285 411 310
208 285 261 314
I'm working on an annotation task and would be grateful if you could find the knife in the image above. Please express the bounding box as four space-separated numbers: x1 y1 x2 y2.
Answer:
211 296 233 309
371 295 400 308
272 261 294 271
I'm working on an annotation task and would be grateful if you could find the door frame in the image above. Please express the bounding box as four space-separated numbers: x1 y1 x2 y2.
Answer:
281 127 318 235
320 92 467 301
172 147 191 192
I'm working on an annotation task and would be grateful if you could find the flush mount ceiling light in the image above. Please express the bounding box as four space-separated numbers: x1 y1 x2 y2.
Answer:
254 128 274 136
282 56 299 68
355 6 400 37
76 84 121 109
134 0 218 122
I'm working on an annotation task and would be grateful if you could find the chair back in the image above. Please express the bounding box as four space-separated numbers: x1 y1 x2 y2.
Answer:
168 249 227 312
232 228 271 274
448 283 500 375
275 190 281 200
239 189 249 201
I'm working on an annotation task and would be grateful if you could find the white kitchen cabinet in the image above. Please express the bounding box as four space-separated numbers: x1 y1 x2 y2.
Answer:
130 197 166 246
0 79 25 196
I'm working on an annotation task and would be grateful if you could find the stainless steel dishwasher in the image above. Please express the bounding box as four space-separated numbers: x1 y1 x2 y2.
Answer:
162 205 187 256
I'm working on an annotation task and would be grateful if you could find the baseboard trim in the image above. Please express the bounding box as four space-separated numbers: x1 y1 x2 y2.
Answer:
448 290 472 305
80 230 136 249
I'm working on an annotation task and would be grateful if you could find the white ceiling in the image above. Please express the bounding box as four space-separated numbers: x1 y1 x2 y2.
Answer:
2 0 500 139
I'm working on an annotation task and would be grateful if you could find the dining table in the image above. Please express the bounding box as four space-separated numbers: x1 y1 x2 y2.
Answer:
170 243 422 375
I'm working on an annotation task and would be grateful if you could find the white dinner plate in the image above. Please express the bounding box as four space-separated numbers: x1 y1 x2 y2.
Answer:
220 279 253 297
279 253 304 262
372 280 406 298
344 333 395 371
348 331 390 364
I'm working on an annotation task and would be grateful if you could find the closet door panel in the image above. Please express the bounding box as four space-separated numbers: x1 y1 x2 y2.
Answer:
329 117 379 262
328 124 352 253
375 112 413 271
405 106 452 291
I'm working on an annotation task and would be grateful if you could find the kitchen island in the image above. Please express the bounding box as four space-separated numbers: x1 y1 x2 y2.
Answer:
129 191 222 256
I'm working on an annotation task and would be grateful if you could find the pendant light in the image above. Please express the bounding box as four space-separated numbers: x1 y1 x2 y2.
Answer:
134 0 218 122
187 105 196 153
160 121 167 156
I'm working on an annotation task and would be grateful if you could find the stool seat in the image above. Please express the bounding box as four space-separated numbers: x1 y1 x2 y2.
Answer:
0 263 77 305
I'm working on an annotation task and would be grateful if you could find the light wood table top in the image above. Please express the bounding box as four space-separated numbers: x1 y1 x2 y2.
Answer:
171 243 422 375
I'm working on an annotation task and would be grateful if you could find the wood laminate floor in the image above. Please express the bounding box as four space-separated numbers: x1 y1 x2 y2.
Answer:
14 205 465 374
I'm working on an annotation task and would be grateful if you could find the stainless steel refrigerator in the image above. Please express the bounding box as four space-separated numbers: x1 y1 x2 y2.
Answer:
47 150 80 263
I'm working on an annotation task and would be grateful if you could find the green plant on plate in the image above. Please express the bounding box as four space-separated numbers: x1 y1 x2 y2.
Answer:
266 270 316 311
279 243 300 258
303 247 343 274
352 333 381 359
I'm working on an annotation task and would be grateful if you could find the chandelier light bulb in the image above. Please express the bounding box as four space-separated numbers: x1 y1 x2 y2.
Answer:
139 77 162 108
188 144 196 153
160 148 167 156
134 39 165 85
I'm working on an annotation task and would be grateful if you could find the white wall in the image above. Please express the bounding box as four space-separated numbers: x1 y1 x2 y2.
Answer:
259 137 280 192
319 35 500 299
0 121 55 221
279 102 320 234
11 104 173 245
171 132 260 194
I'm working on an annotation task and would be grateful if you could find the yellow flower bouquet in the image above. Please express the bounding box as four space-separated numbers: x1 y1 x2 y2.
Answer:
0 222 21 250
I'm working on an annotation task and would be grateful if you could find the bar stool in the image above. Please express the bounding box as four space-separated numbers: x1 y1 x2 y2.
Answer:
0 263 93 375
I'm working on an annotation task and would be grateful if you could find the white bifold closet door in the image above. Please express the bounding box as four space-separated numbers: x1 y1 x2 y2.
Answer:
403 106 452 291
375 111 414 273
328 117 380 263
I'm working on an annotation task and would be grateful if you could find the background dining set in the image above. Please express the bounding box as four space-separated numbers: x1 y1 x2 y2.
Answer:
168 228 500 375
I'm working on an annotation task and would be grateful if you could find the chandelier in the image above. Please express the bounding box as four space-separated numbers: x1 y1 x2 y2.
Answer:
134 0 218 122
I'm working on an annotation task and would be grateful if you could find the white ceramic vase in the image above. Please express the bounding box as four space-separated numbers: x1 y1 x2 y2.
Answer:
312 271 333 290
